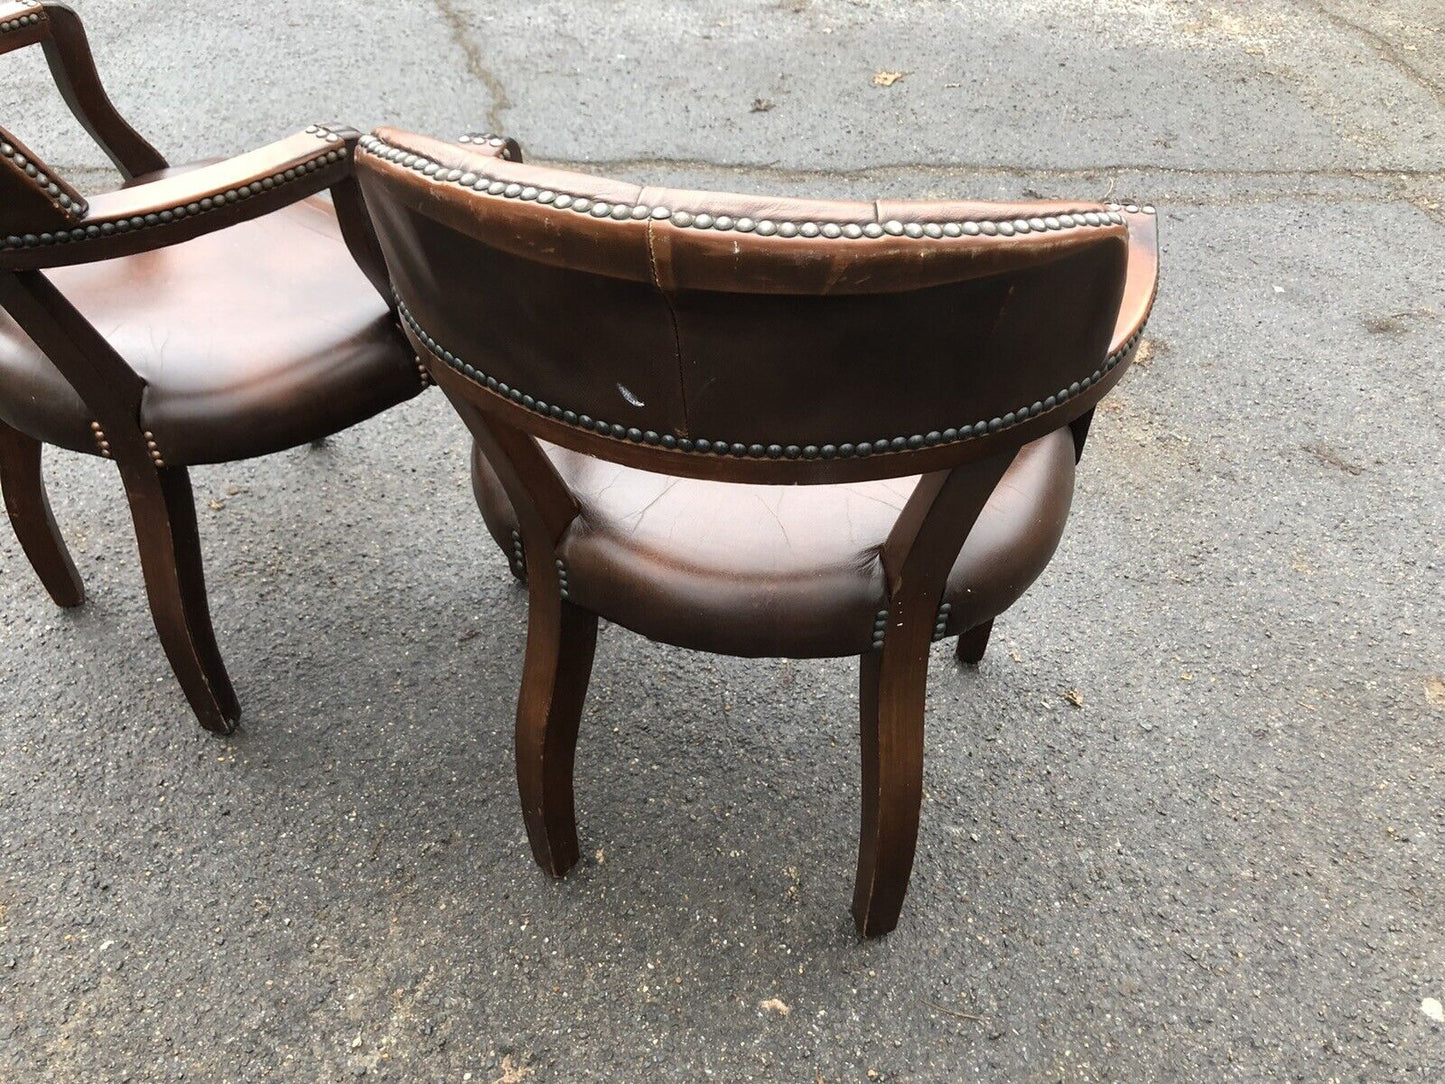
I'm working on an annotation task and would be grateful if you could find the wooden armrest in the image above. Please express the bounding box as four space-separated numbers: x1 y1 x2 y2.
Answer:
0 4 50 54
0 125 356 269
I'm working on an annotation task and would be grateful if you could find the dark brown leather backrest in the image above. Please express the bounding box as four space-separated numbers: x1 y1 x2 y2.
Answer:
358 127 1134 483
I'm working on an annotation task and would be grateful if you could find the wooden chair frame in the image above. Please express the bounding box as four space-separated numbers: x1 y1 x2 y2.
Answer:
0 2 395 732
430 359 1113 937
362 126 1156 937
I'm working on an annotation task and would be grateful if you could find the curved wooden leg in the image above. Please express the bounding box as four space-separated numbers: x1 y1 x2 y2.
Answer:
853 639 930 938
516 588 598 876
955 618 993 666
124 464 240 735
0 421 84 608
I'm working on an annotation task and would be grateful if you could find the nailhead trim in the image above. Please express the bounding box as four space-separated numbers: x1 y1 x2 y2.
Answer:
932 601 953 643
1 129 348 252
359 133 1132 237
871 609 889 651
395 317 434 387
143 429 165 468
302 124 346 145
88 420 112 459
509 529 526 578
1105 201 1157 216
0 135 86 218
498 529 572 597
400 300 1147 461
458 133 517 161
86 420 166 463
0 11 41 34
870 600 957 649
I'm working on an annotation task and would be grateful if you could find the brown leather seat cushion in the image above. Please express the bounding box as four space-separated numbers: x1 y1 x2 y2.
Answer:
0 169 420 465
472 428 1076 658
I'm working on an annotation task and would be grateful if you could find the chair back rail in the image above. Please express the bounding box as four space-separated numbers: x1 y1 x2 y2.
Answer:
357 127 1136 487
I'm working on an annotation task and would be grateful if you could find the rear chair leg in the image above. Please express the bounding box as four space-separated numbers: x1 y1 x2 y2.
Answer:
955 618 993 665
123 464 240 734
0 420 84 608
516 584 599 876
853 638 931 938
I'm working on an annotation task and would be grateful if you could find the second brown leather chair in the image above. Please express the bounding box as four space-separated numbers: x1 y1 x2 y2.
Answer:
0 3 426 732
357 126 1158 937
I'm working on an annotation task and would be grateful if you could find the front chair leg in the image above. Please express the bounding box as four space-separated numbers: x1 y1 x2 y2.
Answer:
955 618 993 665
516 584 598 876
853 638 931 938
123 464 240 735
0 420 84 608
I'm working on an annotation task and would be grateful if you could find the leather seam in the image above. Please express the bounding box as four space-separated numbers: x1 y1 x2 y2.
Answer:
644 218 690 437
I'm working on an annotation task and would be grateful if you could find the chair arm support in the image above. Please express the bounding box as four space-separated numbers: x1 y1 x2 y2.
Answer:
0 125 359 270
1 2 167 179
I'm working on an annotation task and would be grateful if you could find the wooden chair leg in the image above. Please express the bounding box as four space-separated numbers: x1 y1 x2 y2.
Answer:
853 639 930 938
0 420 84 608
516 588 598 876
123 464 240 735
955 618 993 665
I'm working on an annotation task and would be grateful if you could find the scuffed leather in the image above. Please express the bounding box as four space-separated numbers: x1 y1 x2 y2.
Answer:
0 173 419 464
472 429 1076 658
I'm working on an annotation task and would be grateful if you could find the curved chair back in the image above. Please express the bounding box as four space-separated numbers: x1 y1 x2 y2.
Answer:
357 128 1139 484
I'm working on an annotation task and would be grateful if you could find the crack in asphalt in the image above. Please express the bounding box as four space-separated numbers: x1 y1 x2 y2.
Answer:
522 156 1444 211
433 0 512 133
1298 0 1444 105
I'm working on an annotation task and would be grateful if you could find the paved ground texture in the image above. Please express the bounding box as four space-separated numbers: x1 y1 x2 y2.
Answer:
2 1 1443 1081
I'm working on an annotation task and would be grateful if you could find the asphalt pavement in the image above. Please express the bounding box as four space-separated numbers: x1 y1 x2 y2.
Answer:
1 1 1442 1080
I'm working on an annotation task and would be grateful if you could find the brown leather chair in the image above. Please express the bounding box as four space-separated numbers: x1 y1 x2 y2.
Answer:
0 3 426 733
356 126 1159 937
